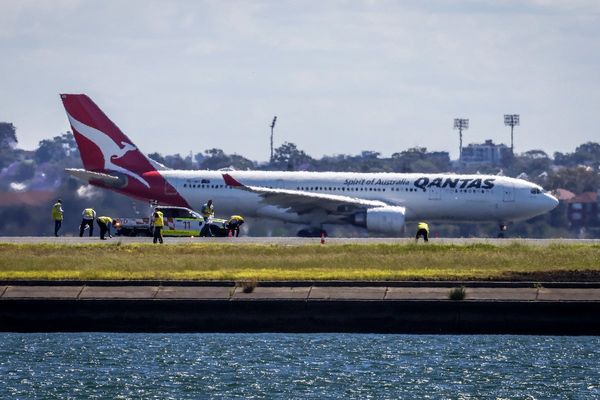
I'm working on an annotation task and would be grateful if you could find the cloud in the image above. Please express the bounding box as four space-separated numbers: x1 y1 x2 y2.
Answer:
1 1 599 160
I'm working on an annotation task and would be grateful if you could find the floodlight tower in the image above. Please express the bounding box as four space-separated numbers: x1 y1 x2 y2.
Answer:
504 114 520 155
453 118 469 161
270 116 277 163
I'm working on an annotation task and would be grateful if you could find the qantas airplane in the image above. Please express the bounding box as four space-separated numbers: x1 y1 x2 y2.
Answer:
60 94 558 236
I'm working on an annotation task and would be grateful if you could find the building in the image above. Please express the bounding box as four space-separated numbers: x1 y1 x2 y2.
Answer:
567 190 600 228
461 140 510 166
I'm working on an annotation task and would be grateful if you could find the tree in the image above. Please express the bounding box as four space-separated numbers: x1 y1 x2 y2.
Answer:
148 152 166 165
12 160 35 182
35 132 78 164
391 147 429 172
162 154 194 170
0 122 17 149
228 154 256 170
554 142 600 168
272 142 313 171
200 148 231 170
0 122 19 169
546 167 600 193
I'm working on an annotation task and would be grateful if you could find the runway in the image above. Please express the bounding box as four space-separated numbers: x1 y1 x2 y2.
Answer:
1 236 599 245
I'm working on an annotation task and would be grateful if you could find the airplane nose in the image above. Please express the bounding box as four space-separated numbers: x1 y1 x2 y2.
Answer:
544 193 559 212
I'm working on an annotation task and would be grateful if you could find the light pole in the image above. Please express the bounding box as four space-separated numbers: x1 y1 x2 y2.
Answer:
270 116 277 163
453 118 469 161
504 114 520 155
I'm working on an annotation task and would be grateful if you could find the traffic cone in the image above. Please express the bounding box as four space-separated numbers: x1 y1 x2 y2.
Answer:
320 232 325 244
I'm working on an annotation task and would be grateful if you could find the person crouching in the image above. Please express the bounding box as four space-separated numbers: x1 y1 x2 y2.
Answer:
415 222 429 243
96 216 113 240
226 215 245 237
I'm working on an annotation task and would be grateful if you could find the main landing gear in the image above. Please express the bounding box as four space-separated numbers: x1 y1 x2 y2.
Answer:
497 223 508 238
297 227 328 238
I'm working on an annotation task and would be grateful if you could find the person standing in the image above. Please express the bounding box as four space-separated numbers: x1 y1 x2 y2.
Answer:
52 199 64 237
199 199 214 237
79 207 96 237
415 222 429 243
226 215 245 237
96 216 113 240
153 210 164 244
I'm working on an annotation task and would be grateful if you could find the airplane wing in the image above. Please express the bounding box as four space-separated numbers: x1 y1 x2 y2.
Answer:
222 173 389 215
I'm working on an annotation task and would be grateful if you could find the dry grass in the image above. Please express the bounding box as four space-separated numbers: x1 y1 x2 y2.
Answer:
1 242 600 281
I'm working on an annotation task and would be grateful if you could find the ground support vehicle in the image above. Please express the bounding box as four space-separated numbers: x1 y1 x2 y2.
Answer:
114 206 205 237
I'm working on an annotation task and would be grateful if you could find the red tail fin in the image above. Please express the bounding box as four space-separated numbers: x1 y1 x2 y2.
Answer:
60 94 156 188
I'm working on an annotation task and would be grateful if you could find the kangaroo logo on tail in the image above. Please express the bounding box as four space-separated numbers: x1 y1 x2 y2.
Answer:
67 113 151 188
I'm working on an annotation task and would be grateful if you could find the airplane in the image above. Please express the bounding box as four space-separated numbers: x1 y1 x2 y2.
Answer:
60 94 559 236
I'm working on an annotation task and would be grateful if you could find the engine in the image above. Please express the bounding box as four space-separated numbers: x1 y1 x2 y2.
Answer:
354 206 406 234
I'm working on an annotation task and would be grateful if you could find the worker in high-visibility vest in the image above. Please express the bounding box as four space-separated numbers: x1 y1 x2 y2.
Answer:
79 207 96 237
153 210 164 244
415 222 429 243
51 199 64 237
96 216 113 240
226 215 245 237
199 199 214 237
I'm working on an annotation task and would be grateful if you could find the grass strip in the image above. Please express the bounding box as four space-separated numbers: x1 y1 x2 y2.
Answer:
1 242 600 281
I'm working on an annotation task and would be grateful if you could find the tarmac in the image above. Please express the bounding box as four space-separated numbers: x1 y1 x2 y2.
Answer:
2 236 600 245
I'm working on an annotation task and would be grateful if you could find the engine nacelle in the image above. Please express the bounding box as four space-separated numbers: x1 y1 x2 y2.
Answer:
354 206 406 234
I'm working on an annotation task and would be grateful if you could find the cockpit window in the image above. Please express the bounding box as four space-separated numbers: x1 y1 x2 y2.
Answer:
530 188 542 194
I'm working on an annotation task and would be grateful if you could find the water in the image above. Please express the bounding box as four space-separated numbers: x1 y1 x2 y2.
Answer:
0 334 598 399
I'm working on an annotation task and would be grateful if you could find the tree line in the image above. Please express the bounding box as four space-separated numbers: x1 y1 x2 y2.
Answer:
1 121 599 237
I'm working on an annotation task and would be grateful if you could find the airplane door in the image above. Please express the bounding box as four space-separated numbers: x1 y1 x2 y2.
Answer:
502 184 515 202
428 187 441 200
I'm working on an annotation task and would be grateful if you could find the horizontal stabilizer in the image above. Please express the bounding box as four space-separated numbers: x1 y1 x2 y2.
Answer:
65 168 121 185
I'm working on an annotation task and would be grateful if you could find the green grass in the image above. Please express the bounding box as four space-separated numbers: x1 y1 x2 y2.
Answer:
1 242 600 281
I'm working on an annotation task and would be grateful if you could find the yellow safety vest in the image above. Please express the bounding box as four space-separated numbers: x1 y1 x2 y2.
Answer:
52 203 63 220
201 204 214 218
83 208 95 219
98 216 112 224
417 222 429 233
154 211 164 227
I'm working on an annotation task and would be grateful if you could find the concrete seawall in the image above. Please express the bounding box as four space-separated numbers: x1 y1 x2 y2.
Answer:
2 282 600 334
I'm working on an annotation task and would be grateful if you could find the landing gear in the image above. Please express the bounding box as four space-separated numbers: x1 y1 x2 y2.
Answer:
297 228 328 238
497 223 508 238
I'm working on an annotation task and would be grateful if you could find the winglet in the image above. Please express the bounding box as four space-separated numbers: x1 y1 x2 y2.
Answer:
222 173 243 187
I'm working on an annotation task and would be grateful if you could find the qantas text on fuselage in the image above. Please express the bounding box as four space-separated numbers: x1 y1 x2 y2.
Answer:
60 94 559 235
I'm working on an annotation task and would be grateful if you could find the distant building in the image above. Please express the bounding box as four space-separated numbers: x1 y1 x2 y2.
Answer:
554 188 576 202
461 140 510 166
567 190 600 228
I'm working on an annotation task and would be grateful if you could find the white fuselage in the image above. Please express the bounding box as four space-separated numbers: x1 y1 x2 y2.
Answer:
157 170 558 225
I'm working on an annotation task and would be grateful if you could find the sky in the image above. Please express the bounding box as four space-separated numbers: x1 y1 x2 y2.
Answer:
1 0 599 162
